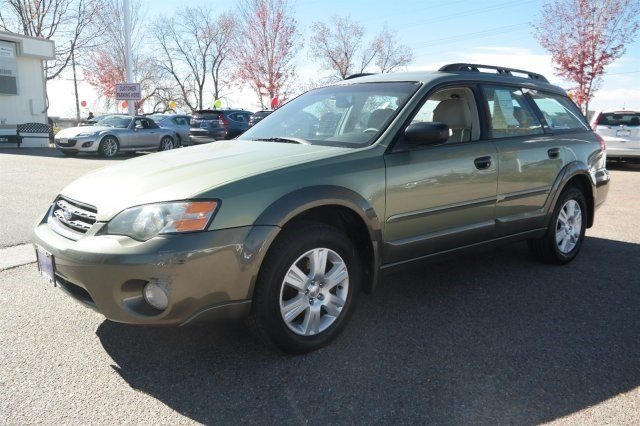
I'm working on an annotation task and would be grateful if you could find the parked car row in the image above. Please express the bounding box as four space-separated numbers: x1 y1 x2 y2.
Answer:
54 109 274 157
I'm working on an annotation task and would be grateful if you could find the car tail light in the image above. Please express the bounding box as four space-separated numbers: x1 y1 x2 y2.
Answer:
595 132 606 152
219 113 228 126
591 112 602 130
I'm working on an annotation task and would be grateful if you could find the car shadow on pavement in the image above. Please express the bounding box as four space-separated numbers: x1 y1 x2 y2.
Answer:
606 161 640 172
0 147 143 160
96 236 640 424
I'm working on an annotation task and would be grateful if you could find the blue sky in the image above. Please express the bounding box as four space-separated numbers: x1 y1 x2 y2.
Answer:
49 0 640 116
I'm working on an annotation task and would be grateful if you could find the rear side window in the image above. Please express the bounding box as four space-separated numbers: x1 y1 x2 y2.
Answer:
528 91 589 132
597 112 640 127
482 85 543 138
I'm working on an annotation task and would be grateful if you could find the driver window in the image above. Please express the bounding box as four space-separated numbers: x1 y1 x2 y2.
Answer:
412 87 480 142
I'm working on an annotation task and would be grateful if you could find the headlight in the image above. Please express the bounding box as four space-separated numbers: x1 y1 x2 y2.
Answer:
104 200 219 241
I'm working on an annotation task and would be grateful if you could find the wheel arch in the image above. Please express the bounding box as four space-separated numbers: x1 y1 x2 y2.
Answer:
98 132 120 144
548 161 596 228
255 186 383 294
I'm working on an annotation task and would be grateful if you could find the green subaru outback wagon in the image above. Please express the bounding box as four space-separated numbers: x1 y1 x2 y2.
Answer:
33 64 610 353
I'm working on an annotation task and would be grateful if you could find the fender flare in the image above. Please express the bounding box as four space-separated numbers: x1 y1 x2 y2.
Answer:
545 161 596 227
254 185 384 293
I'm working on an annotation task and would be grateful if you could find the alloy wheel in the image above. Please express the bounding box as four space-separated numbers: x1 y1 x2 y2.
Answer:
279 248 349 336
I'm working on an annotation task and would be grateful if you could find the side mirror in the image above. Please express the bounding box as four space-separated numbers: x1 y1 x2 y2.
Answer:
404 122 449 146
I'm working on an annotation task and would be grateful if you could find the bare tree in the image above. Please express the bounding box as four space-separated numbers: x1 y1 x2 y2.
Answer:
0 0 104 81
152 8 236 111
209 12 236 103
373 24 413 73
533 0 640 112
152 7 218 111
310 15 376 80
234 0 301 109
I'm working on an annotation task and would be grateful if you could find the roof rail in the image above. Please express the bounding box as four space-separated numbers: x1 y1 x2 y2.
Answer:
438 63 549 83
345 73 376 80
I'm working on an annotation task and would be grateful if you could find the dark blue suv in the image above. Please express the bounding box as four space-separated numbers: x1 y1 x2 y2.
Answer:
189 109 252 144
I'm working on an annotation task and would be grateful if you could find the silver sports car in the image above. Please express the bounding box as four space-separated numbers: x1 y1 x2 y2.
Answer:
54 115 178 157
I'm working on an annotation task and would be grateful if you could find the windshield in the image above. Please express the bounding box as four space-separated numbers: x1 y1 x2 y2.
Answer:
96 116 132 128
242 82 420 148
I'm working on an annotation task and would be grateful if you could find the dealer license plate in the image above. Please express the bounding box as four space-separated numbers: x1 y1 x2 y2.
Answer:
35 245 55 285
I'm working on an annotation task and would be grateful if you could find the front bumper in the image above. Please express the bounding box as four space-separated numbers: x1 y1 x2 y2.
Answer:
55 135 99 152
33 211 279 325
593 167 610 210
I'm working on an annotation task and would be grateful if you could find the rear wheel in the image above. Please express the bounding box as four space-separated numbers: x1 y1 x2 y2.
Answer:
248 222 362 353
529 186 587 264
98 136 119 158
158 136 174 151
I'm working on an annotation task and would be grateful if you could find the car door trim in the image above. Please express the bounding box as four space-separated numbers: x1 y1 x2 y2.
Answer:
498 186 551 202
386 195 497 223
386 219 495 247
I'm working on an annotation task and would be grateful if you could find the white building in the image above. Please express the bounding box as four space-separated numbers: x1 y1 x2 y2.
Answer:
0 31 55 148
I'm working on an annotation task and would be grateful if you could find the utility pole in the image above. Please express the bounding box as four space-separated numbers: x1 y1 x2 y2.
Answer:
72 50 81 124
123 0 135 116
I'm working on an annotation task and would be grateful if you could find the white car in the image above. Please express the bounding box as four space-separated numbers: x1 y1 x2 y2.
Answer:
55 115 178 157
591 110 640 161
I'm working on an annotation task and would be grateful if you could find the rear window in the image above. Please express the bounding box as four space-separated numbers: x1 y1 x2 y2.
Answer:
193 112 221 120
528 91 589 132
597 112 640 127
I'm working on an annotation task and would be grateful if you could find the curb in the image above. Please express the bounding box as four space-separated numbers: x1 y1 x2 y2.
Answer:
0 244 36 271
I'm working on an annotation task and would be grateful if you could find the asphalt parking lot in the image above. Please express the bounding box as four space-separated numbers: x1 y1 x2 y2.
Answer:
1 148 639 424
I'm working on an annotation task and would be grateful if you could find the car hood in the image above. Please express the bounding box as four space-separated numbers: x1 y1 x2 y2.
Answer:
56 126 115 137
60 140 350 221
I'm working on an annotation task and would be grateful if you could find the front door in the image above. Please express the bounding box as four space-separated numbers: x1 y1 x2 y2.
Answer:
383 86 498 264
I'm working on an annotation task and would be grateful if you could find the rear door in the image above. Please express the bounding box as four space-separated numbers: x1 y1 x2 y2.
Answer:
483 86 589 236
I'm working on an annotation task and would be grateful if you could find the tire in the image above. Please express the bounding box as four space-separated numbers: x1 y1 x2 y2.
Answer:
528 186 587 264
248 221 362 353
60 150 78 157
98 136 119 158
158 136 174 151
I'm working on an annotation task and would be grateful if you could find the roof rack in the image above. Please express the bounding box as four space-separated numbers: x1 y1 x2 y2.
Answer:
345 73 376 80
438 63 549 83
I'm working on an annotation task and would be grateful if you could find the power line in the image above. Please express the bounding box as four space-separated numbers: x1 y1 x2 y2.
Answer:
412 23 529 50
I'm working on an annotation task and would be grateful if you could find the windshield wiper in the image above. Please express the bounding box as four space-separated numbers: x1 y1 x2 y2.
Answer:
252 137 310 145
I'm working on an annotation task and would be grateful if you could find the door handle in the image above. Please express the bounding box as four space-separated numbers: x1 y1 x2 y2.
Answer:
474 156 492 170
548 147 560 159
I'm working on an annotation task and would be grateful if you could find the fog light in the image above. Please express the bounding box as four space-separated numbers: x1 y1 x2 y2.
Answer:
143 281 168 310
82 141 93 148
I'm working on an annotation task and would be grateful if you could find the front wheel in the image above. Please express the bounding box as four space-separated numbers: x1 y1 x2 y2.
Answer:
529 186 587 264
98 136 119 158
248 222 362 353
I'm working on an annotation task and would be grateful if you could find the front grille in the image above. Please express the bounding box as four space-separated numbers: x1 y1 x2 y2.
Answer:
56 139 77 147
48 197 97 240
